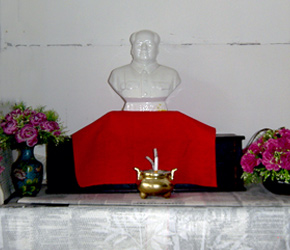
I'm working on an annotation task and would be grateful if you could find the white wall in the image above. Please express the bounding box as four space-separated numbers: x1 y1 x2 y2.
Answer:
1 0 290 147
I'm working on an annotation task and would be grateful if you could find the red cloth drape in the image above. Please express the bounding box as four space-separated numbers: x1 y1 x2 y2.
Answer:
72 111 217 187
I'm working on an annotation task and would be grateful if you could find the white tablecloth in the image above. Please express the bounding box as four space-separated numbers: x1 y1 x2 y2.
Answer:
1 184 290 250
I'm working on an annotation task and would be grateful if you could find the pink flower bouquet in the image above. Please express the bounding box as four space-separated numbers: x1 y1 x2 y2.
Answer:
0 102 67 150
241 128 290 184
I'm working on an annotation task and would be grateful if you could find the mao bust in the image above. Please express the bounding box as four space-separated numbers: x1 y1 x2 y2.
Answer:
109 30 181 111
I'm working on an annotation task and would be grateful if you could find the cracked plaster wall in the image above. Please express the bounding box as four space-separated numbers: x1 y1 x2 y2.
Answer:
0 0 290 148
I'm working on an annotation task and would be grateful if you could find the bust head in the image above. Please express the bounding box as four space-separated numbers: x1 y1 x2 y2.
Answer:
130 30 160 65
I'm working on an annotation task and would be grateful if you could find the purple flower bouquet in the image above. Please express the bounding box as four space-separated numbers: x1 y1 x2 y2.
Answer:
0 102 67 151
241 128 290 184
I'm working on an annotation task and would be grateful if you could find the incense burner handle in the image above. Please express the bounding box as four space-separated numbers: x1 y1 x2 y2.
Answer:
134 167 143 180
170 168 178 180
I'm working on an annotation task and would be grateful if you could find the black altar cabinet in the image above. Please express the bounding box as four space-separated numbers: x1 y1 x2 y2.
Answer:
46 134 245 193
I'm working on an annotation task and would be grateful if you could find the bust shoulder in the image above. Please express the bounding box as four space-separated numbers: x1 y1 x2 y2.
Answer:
155 65 181 86
109 64 133 89
157 65 179 75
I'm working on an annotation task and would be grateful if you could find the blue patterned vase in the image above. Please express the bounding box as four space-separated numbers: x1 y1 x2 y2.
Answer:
11 146 43 196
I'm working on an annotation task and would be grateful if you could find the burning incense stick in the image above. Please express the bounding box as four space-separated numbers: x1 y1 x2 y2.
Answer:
145 148 159 172
154 148 158 172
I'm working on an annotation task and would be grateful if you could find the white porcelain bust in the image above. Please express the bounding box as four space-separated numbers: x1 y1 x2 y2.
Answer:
109 30 181 111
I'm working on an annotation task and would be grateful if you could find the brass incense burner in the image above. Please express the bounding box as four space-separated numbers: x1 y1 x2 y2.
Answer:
134 167 177 199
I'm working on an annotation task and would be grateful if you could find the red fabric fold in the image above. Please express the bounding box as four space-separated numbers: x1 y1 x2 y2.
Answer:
72 111 217 187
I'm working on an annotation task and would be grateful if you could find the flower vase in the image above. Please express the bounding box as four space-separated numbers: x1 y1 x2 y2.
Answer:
263 178 290 195
11 147 43 196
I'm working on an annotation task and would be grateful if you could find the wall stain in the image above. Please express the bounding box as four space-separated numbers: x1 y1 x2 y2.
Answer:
47 44 83 47
3 42 290 49
228 42 261 46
